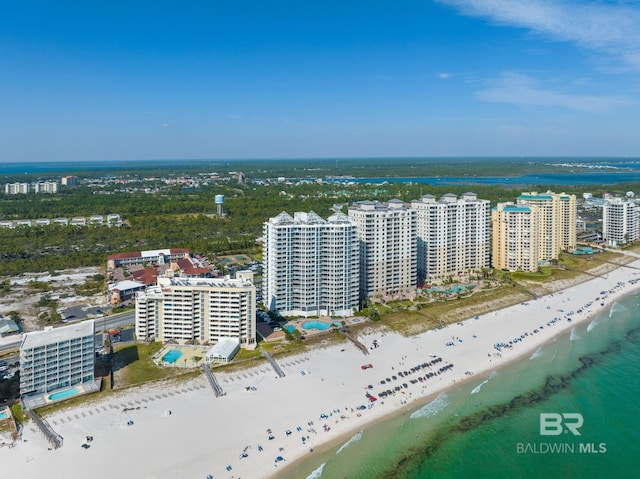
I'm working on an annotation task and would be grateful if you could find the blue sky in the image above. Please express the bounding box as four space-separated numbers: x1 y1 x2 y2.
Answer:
1 1 639 162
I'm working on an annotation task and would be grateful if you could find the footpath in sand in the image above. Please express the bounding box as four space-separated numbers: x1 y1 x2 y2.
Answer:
2 260 640 479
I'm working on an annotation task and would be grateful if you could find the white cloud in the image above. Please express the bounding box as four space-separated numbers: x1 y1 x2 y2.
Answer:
437 72 451 79
476 71 629 112
436 0 640 70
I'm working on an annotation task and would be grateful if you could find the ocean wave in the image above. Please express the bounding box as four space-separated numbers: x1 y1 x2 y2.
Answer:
471 378 489 395
336 430 363 454
570 328 579 342
410 393 449 419
588 318 599 332
610 301 627 317
530 347 544 359
306 463 325 479
471 371 496 394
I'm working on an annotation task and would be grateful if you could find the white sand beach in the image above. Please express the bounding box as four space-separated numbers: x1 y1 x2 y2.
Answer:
3 259 640 479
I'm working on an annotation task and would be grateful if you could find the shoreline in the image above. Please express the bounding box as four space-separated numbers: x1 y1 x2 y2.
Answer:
2 260 640 479
277 265 640 477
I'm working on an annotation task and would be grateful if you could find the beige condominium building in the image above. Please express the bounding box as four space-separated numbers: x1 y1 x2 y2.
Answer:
348 199 416 300
492 202 541 272
516 191 576 259
263 211 359 317
135 274 256 349
411 192 490 283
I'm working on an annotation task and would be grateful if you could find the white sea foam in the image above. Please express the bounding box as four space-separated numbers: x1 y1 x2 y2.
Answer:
336 430 363 454
306 463 325 479
610 301 626 317
471 370 498 395
588 318 599 332
570 328 579 341
410 393 449 419
530 347 544 360
471 378 488 395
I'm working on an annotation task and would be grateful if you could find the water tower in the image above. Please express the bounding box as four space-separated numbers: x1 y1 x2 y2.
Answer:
215 194 225 216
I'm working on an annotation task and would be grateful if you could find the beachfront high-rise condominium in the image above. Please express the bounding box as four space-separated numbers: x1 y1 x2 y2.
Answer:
410 193 490 283
263 211 359 317
135 275 256 348
491 202 541 272
348 200 416 300
603 196 639 247
516 191 577 259
19 320 95 396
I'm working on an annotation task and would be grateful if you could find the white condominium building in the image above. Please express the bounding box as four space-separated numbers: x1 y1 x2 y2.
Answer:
410 192 490 282
603 196 639 247
4 183 30 195
135 275 256 349
517 191 576 259
348 200 416 299
33 181 59 194
20 321 95 396
263 211 359 317
491 203 541 272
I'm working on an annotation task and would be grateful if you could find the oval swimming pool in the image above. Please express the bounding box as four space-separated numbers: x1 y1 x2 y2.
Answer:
301 321 341 331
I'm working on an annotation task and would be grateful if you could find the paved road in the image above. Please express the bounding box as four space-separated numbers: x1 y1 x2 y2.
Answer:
0 311 135 354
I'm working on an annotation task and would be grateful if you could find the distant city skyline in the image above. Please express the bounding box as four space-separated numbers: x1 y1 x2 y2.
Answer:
2 1 640 162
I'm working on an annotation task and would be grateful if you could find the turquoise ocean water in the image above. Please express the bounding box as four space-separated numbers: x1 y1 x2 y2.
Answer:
280 291 640 479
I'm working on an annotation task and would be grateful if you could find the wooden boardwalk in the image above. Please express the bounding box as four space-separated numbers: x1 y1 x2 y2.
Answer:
343 331 369 355
26 409 63 449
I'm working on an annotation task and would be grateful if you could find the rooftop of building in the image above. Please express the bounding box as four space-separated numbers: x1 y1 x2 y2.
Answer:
107 248 190 261
109 280 146 292
268 210 354 226
157 275 254 289
0 318 20 336
21 320 95 350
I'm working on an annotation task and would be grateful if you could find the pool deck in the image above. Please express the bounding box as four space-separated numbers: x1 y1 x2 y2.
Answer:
153 344 210 368
22 380 101 410
284 316 368 337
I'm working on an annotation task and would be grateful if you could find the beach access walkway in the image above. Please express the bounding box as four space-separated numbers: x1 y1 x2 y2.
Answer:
202 364 225 397
261 350 286 378
343 330 369 355
26 409 63 449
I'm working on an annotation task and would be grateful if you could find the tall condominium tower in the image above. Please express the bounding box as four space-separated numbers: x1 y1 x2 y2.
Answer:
516 191 576 259
603 196 639 247
135 275 256 349
348 199 416 300
491 202 541 272
410 192 490 282
263 211 359 317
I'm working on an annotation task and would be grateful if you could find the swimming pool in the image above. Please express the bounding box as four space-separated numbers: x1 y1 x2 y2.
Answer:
301 321 341 331
0 411 7 420
163 349 184 363
48 386 81 402
425 284 474 294
284 325 296 333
